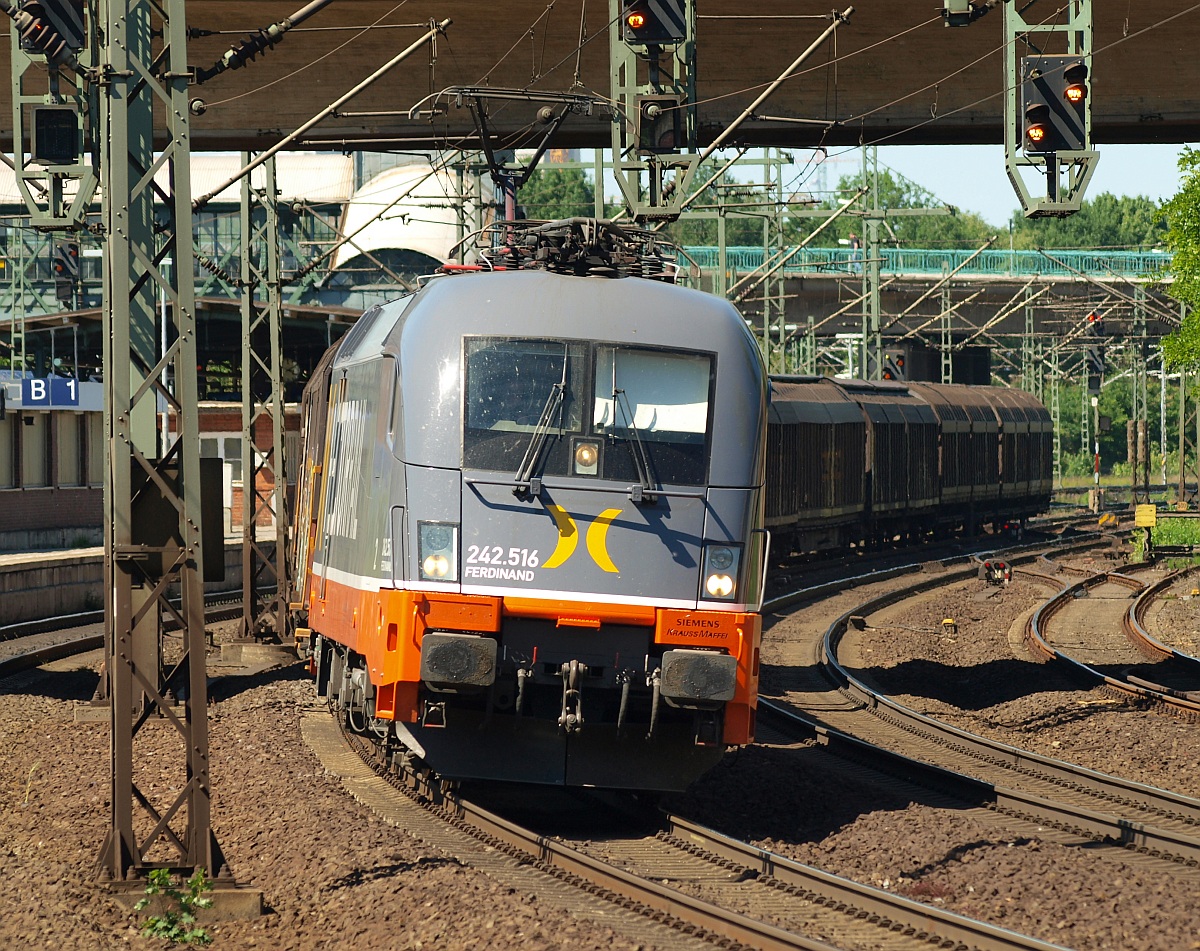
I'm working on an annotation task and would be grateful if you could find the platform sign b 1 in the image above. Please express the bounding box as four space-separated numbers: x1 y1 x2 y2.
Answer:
21 377 80 406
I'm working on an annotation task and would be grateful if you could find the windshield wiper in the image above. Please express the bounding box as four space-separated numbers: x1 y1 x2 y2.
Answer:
513 351 568 496
614 388 657 503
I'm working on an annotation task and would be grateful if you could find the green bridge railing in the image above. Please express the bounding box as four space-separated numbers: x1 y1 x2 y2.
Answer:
681 246 1171 279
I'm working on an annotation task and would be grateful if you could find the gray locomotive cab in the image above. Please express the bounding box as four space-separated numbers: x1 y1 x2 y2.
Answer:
308 269 766 790
388 270 768 612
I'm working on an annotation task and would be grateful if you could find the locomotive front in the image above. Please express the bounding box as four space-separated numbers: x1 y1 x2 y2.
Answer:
302 267 767 791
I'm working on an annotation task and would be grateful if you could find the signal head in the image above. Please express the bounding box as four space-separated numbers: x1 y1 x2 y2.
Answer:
1062 60 1087 104
1024 102 1051 150
620 0 686 46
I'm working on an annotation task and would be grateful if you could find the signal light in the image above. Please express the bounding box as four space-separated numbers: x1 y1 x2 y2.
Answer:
1063 60 1087 104
1024 102 1050 151
620 0 686 46
1021 55 1089 155
882 349 906 381
53 240 78 306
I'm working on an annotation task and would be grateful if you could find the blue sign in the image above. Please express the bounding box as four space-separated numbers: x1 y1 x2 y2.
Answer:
22 377 80 407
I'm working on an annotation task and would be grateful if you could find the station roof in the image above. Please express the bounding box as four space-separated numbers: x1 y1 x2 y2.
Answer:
0 154 356 207
0 2 1191 151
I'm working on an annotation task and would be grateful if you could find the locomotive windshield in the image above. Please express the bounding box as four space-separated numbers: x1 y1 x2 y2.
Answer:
464 337 713 485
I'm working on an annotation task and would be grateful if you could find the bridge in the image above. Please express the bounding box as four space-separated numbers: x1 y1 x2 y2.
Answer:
0 2 1195 151
682 247 1173 281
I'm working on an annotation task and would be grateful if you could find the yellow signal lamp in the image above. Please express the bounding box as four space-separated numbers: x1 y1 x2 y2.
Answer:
1024 103 1050 148
1062 61 1088 104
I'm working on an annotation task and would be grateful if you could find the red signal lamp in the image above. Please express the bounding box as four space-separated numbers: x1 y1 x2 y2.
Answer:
626 10 647 30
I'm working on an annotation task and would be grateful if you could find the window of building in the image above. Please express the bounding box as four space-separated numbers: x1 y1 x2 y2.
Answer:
21 412 49 487
285 431 301 486
87 413 104 486
200 435 243 484
57 413 85 486
0 414 14 488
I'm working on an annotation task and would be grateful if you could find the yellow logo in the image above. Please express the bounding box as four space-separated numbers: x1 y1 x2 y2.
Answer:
543 505 621 573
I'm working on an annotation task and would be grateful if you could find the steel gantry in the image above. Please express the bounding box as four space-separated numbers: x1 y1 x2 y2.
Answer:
1004 0 1098 216
0 0 226 886
93 0 247 900
239 154 289 644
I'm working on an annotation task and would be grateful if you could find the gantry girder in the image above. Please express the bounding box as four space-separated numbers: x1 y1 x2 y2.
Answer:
0 1 1195 152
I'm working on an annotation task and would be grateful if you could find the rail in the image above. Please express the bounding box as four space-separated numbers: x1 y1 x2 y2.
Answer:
806 546 1200 864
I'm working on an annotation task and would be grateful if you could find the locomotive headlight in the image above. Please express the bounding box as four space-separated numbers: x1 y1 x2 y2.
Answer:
707 546 734 570
418 521 458 582
705 573 734 598
572 438 601 476
702 544 741 601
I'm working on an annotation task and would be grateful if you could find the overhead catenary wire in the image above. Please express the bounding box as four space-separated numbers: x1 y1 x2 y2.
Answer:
203 0 416 108
193 18 452 212
698 7 854 165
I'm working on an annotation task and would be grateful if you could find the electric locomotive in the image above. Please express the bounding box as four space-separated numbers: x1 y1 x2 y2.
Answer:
292 220 768 792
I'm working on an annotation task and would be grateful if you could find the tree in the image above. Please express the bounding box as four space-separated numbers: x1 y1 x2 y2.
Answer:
663 162 769 247
517 166 596 221
1159 148 1200 369
1010 192 1166 250
784 168 992 249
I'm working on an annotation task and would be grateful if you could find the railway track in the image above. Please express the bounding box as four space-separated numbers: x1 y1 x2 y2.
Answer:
9 519 1169 951
1026 566 1200 717
320 705 1070 951
0 590 251 679
761 536 1200 875
290 531 1120 951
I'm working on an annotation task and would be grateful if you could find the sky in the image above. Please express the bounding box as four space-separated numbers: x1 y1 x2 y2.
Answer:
806 142 1189 228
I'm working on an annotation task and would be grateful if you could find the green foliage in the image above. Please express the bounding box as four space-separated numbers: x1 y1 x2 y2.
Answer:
786 167 992 249
1010 192 1166 250
1059 450 1096 479
134 869 214 946
788 167 1165 255
1160 148 1200 369
518 166 597 221
1150 514 1200 548
1130 528 1149 563
662 162 770 246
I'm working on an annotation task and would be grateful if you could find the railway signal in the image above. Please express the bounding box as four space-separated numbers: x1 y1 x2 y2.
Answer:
942 0 995 27
52 239 78 305
1021 56 1089 155
31 104 80 165
881 349 906 381
621 0 686 46
635 94 682 153
1085 312 1104 394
